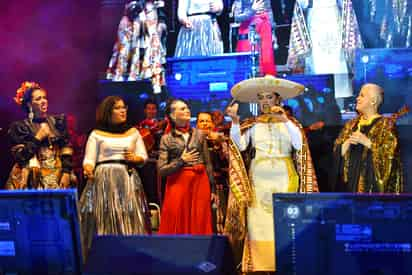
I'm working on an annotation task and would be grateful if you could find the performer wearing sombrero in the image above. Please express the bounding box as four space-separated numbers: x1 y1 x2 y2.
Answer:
224 75 318 273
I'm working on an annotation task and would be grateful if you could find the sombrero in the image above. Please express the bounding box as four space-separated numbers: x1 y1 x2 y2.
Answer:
230 75 305 103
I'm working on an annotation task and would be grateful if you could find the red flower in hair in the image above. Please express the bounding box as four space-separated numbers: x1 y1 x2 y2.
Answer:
14 81 41 106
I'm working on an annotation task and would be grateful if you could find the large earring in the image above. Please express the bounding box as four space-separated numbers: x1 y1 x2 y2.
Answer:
28 106 34 122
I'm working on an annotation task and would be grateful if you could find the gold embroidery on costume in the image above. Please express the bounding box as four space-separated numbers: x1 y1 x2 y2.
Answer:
224 117 318 273
227 138 255 206
334 113 404 193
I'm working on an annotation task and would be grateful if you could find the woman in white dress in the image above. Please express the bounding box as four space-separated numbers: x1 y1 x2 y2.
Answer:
80 96 150 257
288 0 363 98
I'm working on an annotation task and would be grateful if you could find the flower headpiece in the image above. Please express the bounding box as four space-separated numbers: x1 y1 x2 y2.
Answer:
14 81 41 106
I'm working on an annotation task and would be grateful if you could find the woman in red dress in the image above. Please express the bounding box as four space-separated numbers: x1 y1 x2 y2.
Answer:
157 99 214 234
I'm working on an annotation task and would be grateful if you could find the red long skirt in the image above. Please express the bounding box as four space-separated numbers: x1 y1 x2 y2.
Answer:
159 164 213 235
236 12 276 76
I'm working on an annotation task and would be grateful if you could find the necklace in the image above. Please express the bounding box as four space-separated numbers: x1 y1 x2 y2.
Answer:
48 137 53 149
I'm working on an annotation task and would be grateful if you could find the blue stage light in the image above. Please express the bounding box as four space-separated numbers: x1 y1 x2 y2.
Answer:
317 96 325 104
361 55 369 63
174 73 182 81
139 93 149 100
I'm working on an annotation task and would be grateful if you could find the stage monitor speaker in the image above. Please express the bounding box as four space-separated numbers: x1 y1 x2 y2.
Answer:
84 235 235 275
0 189 82 274
274 193 412 275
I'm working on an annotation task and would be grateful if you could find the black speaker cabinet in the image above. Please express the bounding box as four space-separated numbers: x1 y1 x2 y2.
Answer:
84 235 235 275
0 189 82 274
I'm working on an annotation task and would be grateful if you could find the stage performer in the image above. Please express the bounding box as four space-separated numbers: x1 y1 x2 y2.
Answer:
224 76 318 273
158 100 215 234
231 0 277 76
332 83 404 193
80 96 150 256
141 0 167 94
6 81 76 190
196 112 214 133
287 0 363 98
138 99 165 153
196 112 229 234
211 109 230 134
174 0 224 57
106 1 166 93
66 114 87 194
136 99 166 205
106 1 145 81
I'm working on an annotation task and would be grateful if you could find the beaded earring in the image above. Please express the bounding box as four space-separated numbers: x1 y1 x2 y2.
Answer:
28 106 34 123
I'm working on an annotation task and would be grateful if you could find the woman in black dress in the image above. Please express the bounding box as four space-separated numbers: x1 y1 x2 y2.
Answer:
6 81 76 189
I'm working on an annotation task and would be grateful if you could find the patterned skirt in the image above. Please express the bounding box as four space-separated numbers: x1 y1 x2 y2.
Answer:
6 146 76 190
174 14 223 57
79 163 150 258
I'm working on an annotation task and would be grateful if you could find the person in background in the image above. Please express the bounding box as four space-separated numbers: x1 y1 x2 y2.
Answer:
332 83 404 193
6 81 76 190
287 0 363 99
231 0 277 76
197 111 230 234
225 76 318 273
174 0 224 57
196 112 214 132
141 0 167 94
66 114 87 194
158 99 215 234
80 96 150 257
106 1 166 94
292 86 343 192
136 99 166 205
360 0 411 48
106 1 145 81
138 99 165 154
211 109 230 135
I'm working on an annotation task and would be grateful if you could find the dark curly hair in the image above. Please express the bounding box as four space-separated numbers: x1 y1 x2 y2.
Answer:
96 95 125 129
14 81 45 113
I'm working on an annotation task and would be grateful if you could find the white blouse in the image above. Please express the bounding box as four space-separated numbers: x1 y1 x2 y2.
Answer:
178 0 223 22
230 120 303 156
83 128 148 169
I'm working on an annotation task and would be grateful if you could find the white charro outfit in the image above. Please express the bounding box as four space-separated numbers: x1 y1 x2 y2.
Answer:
231 119 302 270
224 76 318 272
